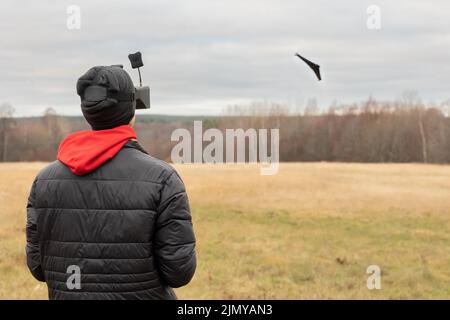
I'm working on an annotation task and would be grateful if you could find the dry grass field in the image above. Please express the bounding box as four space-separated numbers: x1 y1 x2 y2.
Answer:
0 162 449 299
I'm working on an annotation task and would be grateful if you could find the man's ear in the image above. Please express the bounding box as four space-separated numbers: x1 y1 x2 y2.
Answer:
129 115 136 127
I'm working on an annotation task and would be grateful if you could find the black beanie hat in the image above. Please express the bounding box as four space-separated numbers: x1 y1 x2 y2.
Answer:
76 65 135 130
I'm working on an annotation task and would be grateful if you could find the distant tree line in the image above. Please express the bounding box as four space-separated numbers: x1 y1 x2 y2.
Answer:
1 95 450 163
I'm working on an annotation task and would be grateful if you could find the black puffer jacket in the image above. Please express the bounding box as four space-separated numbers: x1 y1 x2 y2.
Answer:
26 140 196 299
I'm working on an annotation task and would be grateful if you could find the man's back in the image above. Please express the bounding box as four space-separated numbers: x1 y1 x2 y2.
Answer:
26 141 196 299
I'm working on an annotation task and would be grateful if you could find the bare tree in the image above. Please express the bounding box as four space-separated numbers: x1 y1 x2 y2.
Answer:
418 111 428 163
0 103 15 162
304 97 318 116
402 91 428 163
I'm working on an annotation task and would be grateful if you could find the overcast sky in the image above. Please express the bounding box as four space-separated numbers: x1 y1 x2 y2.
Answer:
0 0 449 116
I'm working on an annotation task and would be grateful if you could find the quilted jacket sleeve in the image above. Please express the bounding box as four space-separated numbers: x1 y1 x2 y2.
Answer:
154 171 196 288
26 179 45 282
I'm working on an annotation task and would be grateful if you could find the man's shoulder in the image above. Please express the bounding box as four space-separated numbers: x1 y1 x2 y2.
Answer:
104 146 178 184
34 147 178 184
35 160 69 181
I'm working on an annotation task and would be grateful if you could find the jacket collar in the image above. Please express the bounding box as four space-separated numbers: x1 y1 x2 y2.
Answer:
123 140 149 155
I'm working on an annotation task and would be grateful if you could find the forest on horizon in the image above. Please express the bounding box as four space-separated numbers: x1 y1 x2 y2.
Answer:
1 95 450 163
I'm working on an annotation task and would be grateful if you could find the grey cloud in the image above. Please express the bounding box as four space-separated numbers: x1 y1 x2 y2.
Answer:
0 0 449 116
